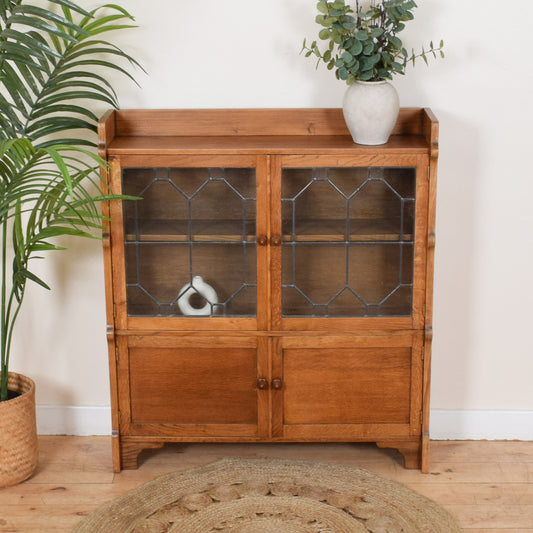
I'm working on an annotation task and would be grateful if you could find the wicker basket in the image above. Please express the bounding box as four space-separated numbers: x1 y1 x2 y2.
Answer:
0 372 38 487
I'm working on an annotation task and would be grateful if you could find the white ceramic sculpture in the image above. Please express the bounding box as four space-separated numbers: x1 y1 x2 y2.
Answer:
177 276 218 316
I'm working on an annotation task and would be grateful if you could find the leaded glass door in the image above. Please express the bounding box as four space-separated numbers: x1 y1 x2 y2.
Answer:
110 155 268 331
271 155 429 330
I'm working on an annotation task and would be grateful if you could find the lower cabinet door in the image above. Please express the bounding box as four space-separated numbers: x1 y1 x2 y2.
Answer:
119 335 269 439
271 334 423 439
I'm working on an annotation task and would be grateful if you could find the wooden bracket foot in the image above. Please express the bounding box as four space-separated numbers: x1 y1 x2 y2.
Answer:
120 439 165 470
376 439 422 470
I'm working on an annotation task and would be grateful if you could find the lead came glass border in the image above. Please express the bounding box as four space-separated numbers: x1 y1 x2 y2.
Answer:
122 167 257 318
281 167 416 318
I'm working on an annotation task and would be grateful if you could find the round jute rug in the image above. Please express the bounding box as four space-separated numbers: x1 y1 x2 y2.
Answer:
73 457 461 533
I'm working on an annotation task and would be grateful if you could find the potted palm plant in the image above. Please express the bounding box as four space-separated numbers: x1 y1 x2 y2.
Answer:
302 0 443 144
0 0 140 487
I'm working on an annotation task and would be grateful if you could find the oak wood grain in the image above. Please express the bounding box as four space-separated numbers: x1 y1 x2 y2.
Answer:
111 108 425 137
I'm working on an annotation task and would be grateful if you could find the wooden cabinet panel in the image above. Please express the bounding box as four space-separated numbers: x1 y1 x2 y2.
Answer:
129 347 258 425
272 335 422 440
118 336 269 440
282 347 412 425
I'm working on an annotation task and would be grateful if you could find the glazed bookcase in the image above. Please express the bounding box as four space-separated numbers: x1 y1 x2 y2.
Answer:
98 108 439 472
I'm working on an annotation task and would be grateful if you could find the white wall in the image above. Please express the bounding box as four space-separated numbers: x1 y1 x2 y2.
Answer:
12 0 533 438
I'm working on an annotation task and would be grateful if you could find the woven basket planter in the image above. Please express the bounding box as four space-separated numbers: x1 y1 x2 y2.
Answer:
0 372 38 487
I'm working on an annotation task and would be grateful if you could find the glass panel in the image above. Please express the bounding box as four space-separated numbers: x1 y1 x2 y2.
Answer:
281 167 415 317
123 167 257 317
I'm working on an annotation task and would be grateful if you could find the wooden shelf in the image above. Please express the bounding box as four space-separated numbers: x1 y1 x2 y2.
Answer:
124 219 256 243
108 134 429 156
124 218 413 243
285 218 413 242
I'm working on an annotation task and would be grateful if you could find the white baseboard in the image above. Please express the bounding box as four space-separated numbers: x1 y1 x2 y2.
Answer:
36 405 111 436
36 406 533 440
429 409 533 440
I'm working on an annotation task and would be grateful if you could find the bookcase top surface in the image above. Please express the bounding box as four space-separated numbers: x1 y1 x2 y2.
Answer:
98 108 438 157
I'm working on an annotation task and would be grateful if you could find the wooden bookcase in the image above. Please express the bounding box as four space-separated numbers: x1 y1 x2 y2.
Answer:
98 108 439 473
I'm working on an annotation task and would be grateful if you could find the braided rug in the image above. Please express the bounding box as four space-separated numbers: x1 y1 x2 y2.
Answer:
73 457 461 533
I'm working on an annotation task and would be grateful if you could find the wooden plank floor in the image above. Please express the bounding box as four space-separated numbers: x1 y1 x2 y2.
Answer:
0 437 532 532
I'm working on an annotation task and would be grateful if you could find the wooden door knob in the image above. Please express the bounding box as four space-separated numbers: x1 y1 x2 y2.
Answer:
256 235 268 246
271 378 283 390
271 235 282 246
257 378 269 390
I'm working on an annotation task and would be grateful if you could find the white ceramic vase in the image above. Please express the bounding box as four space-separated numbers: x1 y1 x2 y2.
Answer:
342 80 400 145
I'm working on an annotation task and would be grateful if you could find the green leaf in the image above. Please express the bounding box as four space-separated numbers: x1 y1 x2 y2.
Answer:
391 61 404 72
349 40 363 56
338 67 349 80
319 28 330 40
82 13 135 33
389 35 403 49
80 23 136 37
14 269 51 291
355 29 368 41
359 70 374 81
1 28 63 59
35 226 98 240
30 103 98 121
41 147 73 196
341 51 353 63
0 40 48 63
332 30 343 44
342 20 356 30
317 1 328 14
11 5 87 37
48 0 91 17
363 42 374 55
368 54 381 65
28 242 66 252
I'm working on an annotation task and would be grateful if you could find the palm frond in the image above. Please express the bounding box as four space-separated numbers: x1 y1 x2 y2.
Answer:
0 2 141 144
0 0 140 402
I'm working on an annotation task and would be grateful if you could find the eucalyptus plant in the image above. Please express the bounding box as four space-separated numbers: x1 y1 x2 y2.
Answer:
302 0 444 83
0 0 141 402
